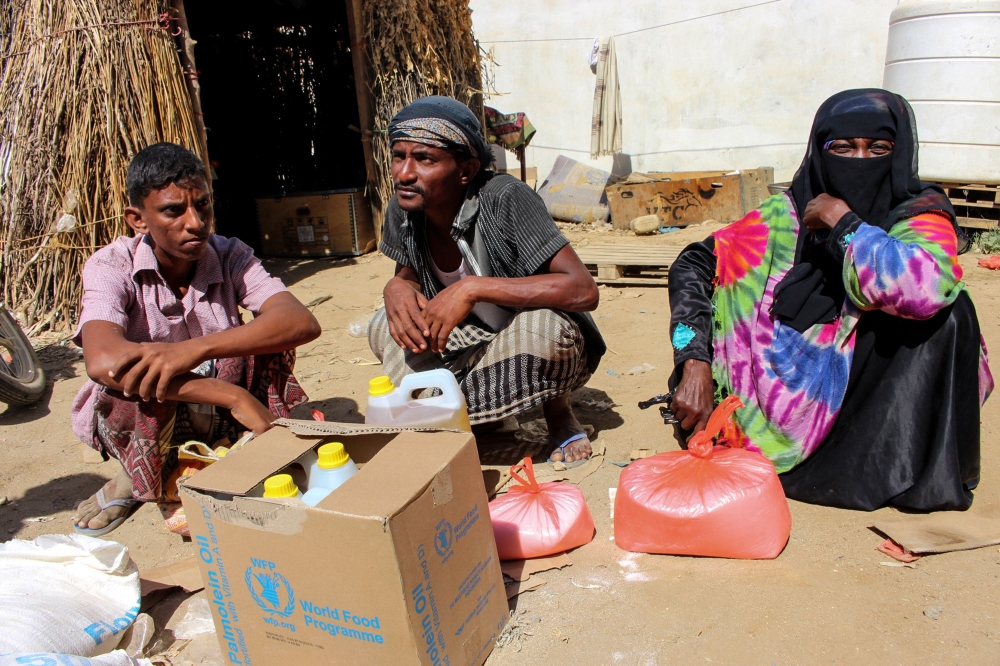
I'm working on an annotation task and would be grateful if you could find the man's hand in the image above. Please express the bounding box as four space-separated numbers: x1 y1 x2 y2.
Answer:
803 193 852 232
672 359 715 439
422 279 477 353
228 388 275 436
110 339 205 402
384 275 431 353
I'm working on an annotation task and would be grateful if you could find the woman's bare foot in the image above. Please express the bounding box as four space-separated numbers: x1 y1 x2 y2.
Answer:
74 468 135 530
544 393 592 463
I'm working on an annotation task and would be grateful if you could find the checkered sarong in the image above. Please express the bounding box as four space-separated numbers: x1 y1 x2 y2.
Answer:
85 352 306 501
368 308 591 425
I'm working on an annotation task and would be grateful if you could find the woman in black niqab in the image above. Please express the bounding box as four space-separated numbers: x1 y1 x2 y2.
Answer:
666 89 988 511
773 89 965 333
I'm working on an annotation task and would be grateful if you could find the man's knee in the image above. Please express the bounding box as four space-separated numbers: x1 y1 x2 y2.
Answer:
508 310 583 361
368 308 391 359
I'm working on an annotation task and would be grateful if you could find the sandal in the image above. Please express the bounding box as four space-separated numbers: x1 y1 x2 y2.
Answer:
73 487 141 537
547 432 592 469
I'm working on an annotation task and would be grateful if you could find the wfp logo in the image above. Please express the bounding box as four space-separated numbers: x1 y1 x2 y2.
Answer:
434 519 453 558
245 560 295 617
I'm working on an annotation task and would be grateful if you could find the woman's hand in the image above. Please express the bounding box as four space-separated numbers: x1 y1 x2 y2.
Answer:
803 193 852 232
672 359 715 438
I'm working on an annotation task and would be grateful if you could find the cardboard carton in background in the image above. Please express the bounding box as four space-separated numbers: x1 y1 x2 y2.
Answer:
180 426 508 666
256 188 376 258
605 167 775 229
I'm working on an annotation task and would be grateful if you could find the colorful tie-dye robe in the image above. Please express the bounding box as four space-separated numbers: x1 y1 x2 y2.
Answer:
711 192 993 473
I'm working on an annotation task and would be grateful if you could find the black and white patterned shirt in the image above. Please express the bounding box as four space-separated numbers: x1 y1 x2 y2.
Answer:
379 171 606 371
380 172 569 299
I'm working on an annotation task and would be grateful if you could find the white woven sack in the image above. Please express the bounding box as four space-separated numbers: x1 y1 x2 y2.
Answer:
0 534 141 656
0 650 151 666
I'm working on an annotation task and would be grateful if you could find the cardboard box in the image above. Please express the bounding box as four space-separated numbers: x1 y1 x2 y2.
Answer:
257 188 376 258
605 168 774 229
180 425 508 666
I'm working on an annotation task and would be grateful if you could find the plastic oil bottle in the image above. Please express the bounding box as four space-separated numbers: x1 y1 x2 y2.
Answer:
302 442 360 506
365 368 472 431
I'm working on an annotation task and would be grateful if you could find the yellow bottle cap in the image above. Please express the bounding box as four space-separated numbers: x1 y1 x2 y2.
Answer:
369 375 395 397
263 473 299 498
317 442 350 469
214 447 229 458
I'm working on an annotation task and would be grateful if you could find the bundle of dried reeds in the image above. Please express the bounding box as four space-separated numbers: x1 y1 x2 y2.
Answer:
363 0 484 221
0 0 203 336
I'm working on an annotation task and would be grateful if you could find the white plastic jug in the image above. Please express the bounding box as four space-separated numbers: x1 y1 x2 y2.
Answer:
365 369 472 431
302 442 360 506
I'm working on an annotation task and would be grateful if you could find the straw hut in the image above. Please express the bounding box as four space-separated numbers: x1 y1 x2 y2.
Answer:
0 0 483 335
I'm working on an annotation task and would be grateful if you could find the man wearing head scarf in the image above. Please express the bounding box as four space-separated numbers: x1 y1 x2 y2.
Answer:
663 89 992 511
368 96 605 467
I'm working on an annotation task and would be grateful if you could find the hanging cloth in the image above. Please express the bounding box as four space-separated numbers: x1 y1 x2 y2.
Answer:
590 36 622 159
484 107 536 152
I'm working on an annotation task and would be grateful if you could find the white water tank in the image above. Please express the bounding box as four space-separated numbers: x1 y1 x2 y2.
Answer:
882 0 1000 184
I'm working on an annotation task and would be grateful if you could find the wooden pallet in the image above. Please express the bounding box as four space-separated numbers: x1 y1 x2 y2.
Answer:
572 243 683 286
936 182 1000 230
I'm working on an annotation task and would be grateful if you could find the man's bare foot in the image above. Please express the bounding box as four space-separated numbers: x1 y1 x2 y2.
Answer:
74 468 135 530
544 393 592 464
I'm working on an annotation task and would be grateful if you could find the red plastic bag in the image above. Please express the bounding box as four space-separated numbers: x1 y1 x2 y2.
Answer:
978 255 1000 270
489 458 595 560
614 396 791 559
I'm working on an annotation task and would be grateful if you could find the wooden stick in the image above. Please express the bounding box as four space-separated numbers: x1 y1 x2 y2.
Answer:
168 0 209 169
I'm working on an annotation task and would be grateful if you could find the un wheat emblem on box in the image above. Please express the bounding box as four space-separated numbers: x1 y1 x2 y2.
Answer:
245 566 296 617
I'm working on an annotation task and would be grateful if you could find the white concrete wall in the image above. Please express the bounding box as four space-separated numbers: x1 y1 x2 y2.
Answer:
472 0 899 183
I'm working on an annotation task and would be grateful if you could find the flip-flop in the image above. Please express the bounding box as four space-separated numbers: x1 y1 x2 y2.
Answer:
73 487 141 537
547 432 592 469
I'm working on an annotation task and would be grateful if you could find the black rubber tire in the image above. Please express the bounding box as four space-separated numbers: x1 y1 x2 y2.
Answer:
0 308 46 406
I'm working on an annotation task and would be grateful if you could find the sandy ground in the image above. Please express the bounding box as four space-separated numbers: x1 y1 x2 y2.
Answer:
2 224 1000 664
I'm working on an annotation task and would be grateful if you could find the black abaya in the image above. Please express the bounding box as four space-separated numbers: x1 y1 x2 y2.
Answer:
779 291 982 511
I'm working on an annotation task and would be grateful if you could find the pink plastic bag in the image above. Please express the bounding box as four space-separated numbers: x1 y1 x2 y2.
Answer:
489 458 595 560
615 396 791 559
